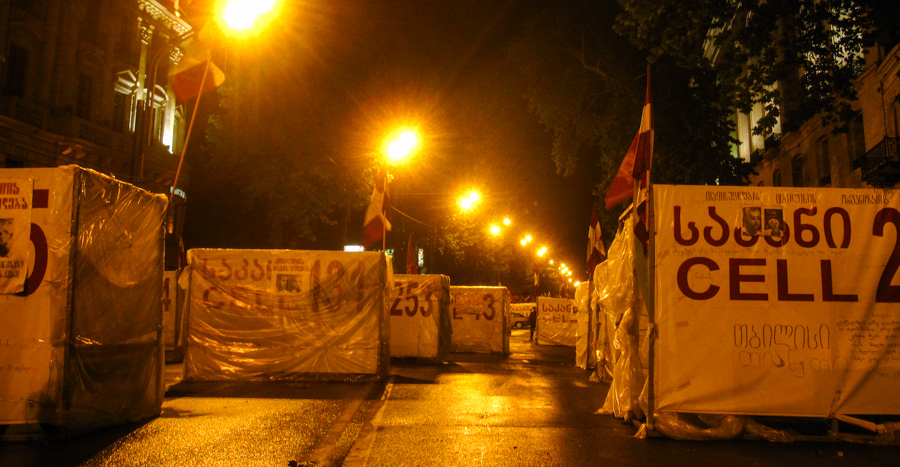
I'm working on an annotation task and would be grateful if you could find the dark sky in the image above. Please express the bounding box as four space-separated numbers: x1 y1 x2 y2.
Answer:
184 0 605 279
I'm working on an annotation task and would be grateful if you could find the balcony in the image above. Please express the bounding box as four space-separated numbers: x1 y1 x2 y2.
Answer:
861 137 900 188
0 95 47 129
48 114 133 154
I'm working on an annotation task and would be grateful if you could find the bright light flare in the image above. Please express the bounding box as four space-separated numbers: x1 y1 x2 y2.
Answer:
503 218 511 226
520 239 527 246
468 192 480 202
489 225 501 236
386 130 418 162
221 0 279 34
536 249 545 257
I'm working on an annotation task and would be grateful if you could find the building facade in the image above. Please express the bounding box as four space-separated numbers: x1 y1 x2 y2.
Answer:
0 0 199 268
738 40 900 191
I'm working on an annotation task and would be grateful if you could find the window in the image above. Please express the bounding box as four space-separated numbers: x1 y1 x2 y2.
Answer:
849 115 866 169
791 156 805 187
3 44 28 97
773 169 782 187
816 136 831 186
3 158 24 168
80 1 103 47
76 74 92 120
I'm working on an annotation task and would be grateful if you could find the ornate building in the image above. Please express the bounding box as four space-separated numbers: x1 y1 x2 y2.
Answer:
727 36 900 191
0 0 200 268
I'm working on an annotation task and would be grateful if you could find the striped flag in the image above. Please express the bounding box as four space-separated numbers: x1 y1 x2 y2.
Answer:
363 168 391 248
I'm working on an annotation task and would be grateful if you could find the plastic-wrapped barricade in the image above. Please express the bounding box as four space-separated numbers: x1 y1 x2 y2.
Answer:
574 282 591 368
535 297 578 346
182 249 393 381
390 274 451 361
0 166 167 437
449 286 510 354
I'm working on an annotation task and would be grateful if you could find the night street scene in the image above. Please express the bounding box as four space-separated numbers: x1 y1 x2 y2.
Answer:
1 0 900 466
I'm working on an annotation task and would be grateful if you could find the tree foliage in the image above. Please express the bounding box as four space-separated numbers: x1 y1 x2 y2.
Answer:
507 0 755 246
615 0 899 133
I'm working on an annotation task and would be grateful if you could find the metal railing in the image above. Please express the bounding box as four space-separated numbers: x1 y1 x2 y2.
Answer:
861 137 900 188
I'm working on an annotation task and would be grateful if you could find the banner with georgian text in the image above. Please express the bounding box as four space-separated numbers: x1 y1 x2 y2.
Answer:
183 249 393 381
654 185 900 416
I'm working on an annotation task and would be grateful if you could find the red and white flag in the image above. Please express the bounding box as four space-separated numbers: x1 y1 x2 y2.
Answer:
406 233 418 274
587 205 606 279
604 65 653 211
363 168 391 248
604 65 653 252
168 25 225 103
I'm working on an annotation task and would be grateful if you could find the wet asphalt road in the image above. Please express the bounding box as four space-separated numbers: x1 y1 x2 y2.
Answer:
2 330 898 466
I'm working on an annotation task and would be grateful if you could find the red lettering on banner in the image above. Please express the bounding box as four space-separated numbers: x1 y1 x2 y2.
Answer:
677 257 720 300
703 207 730 246
821 260 858 302
674 206 699 246
776 259 814 301
729 258 767 301
873 208 900 303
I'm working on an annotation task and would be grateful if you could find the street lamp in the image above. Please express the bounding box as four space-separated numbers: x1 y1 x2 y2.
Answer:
218 0 282 38
385 130 419 163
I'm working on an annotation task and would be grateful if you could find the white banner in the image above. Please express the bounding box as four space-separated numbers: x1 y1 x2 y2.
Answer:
390 275 450 359
536 297 578 347
0 178 32 294
450 286 510 354
654 185 900 416
184 249 392 380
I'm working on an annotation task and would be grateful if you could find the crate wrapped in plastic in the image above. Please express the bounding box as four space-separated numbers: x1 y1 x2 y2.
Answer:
449 286 510 354
535 297 578 346
574 282 591 368
0 166 166 437
182 249 393 381
390 275 451 361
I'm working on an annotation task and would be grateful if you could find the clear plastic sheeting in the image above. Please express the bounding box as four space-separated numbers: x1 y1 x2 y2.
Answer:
449 286 510 354
596 215 647 421
182 249 392 381
574 282 590 368
636 412 794 442
536 297 577 347
390 274 451 361
591 262 614 382
0 165 166 436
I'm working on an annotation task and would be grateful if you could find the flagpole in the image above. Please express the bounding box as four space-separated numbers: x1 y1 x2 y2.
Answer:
168 54 212 210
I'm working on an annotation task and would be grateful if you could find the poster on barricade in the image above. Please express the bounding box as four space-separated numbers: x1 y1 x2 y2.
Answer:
184 249 392 381
391 274 451 360
449 286 510 354
0 166 166 432
0 178 32 295
654 185 900 416
536 297 578 346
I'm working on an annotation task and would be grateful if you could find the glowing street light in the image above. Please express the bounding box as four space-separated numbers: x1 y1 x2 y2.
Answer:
536 248 545 257
220 0 280 35
458 190 481 211
489 224 501 236
503 217 511 226
385 130 419 163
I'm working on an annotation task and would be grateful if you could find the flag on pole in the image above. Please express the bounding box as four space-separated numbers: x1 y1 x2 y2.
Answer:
587 205 607 279
363 168 391 248
604 65 653 252
604 65 653 211
406 233 418 274
168 25 225 103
